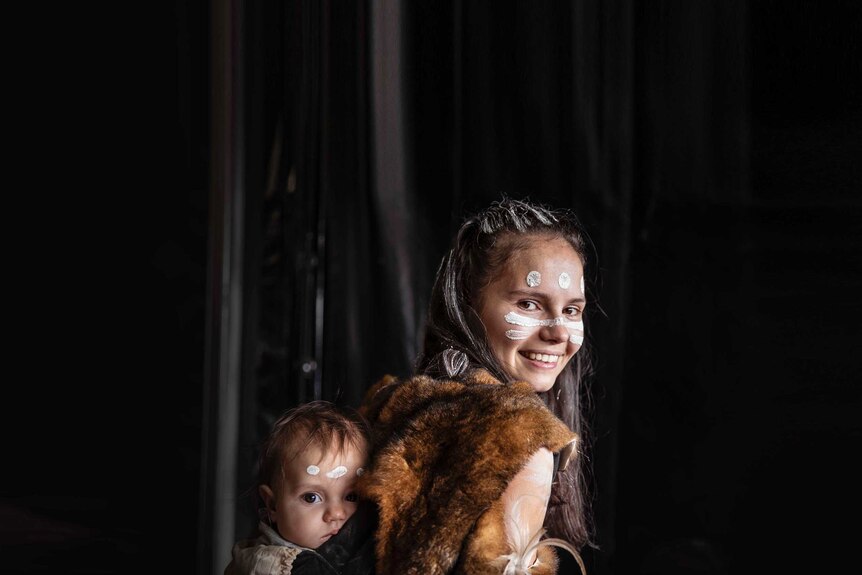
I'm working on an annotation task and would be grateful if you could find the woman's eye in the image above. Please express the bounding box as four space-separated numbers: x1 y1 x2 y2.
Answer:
564 306 581 317
301 493 322 504
345 492 358 503
518 301 539 311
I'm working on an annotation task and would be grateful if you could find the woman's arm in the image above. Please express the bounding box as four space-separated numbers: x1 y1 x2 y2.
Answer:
499 447 554 570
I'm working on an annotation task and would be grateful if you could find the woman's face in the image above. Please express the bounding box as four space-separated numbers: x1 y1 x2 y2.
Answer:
477 236 585 392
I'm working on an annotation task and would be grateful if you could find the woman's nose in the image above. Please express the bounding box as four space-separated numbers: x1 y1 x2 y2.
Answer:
539 320 569 344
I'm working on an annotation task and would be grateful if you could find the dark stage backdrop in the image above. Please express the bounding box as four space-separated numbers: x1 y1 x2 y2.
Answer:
204 1 641 573
197 2 861 575
6 2 858 575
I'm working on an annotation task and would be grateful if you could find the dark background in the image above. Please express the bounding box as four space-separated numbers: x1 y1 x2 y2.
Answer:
5 1 859 574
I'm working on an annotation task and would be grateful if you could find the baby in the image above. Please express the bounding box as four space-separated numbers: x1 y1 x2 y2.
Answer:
225 400 371 574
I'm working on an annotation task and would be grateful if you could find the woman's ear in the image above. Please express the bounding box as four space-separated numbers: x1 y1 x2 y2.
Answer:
259 484 276 520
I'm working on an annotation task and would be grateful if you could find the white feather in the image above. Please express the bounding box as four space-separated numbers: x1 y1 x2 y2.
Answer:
494 494 587 575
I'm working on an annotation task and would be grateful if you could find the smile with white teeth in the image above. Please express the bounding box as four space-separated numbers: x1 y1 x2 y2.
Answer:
524 352 561 363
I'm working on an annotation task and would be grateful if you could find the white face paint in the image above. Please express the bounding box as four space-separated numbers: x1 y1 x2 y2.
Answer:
505 311 573 328
505 312 584 346
526 270 542 287
567 320 585 346
580 276 585 294
505 329 530 340
309 463 353 479
558 272 571 289
356 467 365 477
326 465 348 479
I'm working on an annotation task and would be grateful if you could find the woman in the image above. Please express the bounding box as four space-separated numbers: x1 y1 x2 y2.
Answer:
356 198 595 574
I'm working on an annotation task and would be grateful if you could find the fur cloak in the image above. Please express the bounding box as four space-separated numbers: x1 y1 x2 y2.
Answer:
356 369 578 575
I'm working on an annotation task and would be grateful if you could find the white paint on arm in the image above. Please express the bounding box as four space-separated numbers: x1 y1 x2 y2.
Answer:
499 447 554 571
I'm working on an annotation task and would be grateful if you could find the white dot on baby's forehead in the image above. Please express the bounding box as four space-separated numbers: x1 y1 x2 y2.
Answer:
306 465 320 476
326 465 348 479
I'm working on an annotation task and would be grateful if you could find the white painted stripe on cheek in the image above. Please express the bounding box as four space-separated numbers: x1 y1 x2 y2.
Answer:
505 329 531 340
505 312 568 327
566 320 584 346
505 311 541 327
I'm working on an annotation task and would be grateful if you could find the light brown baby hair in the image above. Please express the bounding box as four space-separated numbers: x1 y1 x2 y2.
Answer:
257 400 371 493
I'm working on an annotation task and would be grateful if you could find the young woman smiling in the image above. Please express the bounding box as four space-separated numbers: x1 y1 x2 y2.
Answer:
354 198 596 574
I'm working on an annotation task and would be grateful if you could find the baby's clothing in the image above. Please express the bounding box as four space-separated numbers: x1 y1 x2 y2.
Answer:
225 522 314 575
225 501 377 575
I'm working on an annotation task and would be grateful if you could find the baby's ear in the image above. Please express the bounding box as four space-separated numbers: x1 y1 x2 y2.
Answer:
259 484 276 517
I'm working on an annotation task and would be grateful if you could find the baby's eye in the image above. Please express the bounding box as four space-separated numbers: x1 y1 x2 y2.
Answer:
345 492 359 503
518 301 539 312
301 492 322 504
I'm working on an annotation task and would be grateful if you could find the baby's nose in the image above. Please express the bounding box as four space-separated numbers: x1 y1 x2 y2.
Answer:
324 502 346 522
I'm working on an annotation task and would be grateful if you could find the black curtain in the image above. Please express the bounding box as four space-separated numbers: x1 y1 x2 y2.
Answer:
214 1 860 574
10 1 857 575
236 2 639 574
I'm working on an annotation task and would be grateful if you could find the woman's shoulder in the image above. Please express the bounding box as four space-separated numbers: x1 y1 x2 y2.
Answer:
355 369 578 574
361 367 537 406
359 368 576 459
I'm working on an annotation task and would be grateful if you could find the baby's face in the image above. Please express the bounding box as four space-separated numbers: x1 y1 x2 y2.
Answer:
262 440 366 549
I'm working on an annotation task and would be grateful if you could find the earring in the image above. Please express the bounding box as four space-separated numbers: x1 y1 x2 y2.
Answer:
442 347 468 377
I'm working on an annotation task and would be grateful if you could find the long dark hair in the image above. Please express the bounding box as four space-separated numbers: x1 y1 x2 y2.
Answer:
415 197 596 549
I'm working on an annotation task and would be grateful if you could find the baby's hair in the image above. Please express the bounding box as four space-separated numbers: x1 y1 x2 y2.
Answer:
257 400 371 491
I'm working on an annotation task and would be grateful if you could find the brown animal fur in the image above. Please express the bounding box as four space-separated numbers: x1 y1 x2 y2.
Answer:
356 369 577 575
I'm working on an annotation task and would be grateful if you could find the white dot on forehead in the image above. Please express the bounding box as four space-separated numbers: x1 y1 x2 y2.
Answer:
580 276 585 294
306 465 320 476
558 272 571 289
526 270 541 287
326 466 348 479
356 467 365 477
